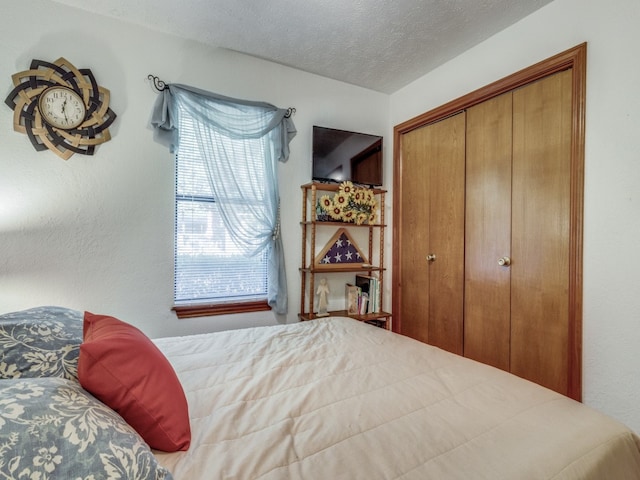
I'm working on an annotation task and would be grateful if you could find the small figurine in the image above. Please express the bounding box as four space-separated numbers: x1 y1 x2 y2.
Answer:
316 277 330 316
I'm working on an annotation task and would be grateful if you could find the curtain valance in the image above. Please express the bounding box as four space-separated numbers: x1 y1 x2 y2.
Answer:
150 84 296 159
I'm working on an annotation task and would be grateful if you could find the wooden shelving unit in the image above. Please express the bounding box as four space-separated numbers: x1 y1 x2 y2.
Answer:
299 182 391 329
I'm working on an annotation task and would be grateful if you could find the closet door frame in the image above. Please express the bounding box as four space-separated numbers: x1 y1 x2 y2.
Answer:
392 43 586 400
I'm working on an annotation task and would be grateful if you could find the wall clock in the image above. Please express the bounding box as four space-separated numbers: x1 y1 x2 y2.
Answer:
4 57 116 160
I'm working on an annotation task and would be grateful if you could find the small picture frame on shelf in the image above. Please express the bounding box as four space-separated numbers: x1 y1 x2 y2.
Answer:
314 228 368 269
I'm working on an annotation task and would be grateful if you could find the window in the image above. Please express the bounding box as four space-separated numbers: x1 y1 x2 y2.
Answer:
173 105 270 315
150 83 295 317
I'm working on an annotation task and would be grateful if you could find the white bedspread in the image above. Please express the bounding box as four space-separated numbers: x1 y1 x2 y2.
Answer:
153 317 640 479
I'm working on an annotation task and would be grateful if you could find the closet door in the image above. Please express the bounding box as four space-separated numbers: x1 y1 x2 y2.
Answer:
398 113 465 354
510 70 573 395
394 44 584 400
399 125 431 343
464 93 513 371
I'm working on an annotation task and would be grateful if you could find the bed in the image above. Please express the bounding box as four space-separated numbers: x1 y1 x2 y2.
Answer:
2 307 640 479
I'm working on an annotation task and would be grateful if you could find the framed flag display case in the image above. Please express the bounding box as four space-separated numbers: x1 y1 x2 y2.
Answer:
314 228 367 269
299 183 391 329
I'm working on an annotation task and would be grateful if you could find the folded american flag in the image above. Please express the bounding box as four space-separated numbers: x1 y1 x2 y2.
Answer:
320 231 363 265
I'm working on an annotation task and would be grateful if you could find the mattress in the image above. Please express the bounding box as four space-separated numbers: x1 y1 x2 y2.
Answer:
153 317 640 479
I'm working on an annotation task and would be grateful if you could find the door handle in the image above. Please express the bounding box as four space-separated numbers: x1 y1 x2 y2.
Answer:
426 254 437 262
498 256 511 267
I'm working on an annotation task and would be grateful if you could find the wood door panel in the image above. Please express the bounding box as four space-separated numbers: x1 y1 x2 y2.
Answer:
398 126 431 343
464 93 513 370
398 113 465 352
427 113 466 355
511 70 572 395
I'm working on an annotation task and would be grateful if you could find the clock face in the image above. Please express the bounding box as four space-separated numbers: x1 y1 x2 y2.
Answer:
38 86 86 130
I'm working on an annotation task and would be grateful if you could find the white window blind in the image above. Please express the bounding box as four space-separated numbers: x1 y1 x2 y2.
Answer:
174 108 268 305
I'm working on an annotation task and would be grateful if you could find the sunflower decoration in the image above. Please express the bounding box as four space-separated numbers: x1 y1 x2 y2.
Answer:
317 181 378 225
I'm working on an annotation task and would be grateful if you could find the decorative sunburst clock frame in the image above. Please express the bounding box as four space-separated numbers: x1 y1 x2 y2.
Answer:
4 57 116 160
314 228 368 269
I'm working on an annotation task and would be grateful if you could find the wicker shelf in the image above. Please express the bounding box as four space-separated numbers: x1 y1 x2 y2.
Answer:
299 182 391 329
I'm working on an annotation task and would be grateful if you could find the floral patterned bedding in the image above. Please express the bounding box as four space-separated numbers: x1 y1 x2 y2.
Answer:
0 378 171 479
0 307 173 480
0 306 82 381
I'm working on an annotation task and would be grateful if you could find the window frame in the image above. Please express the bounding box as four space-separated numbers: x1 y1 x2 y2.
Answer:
173 300 271 319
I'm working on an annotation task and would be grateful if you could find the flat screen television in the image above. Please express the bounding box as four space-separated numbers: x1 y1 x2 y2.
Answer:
312 126 383 186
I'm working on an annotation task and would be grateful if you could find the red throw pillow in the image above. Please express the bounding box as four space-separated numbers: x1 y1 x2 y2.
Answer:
78 312 191 452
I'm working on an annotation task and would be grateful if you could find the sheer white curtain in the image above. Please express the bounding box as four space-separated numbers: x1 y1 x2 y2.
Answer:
150 84 296 314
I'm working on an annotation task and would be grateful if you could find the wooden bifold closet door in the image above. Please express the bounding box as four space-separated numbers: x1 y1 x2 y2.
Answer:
464 91 513 372
393 44 585 400
510 70 572 393
465 70 573 395
398 113 465 353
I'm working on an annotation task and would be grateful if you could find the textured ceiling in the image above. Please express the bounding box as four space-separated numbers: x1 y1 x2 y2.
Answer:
51 0 553 94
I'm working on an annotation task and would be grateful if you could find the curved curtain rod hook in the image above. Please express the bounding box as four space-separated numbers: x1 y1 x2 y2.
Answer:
285 107 296 118
148 75 168 92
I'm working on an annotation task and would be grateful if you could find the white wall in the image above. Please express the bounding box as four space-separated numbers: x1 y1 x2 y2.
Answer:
0 0 389 338
390 0 640 433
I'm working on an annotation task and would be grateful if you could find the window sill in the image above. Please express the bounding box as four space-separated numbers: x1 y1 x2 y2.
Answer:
173 300 271 319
